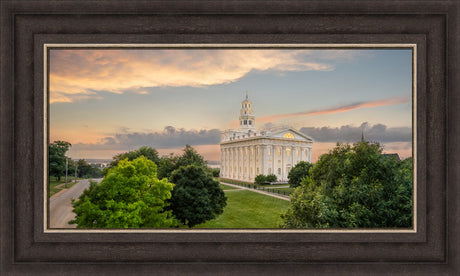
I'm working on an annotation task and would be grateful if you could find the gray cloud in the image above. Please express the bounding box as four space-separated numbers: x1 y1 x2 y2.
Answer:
72 126 221 151
299 122 412 143
70 123 411 154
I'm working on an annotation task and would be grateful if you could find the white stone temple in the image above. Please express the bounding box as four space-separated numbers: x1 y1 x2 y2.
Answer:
220 92 313 182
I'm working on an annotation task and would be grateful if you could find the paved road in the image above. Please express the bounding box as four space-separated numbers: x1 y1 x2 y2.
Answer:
49 178 102 228
220 182 291 201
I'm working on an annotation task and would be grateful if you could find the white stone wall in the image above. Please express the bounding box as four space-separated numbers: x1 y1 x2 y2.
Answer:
220 137 312 182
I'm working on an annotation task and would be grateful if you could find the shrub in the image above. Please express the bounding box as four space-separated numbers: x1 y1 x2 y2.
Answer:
254 174 267 185
265 174 277 183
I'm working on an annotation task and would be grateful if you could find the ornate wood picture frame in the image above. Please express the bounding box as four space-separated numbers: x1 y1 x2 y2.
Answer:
1 1 458 274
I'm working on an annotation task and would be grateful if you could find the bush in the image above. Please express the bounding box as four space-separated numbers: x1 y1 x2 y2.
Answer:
209 168 220 178
254 174 267 185
265 174 277 183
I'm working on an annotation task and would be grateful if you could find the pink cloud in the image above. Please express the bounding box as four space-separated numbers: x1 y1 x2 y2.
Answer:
49 49 340 104
257 96 410 123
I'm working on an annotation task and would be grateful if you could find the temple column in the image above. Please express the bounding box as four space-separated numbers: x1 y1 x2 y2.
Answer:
281 146 285 181
221 148 224 177
237 146 240 180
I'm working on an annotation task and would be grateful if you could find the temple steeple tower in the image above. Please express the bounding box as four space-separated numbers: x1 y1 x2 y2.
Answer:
239 91 255 131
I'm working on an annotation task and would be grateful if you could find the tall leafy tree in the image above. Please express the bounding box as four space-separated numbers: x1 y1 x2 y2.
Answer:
110 146 160 168
157 154 178 180
169 165 227 227
157 145 209 180
70 156 178 228
281 141 412 228
288 161 313 188
175 144 207 168
49 140 71 181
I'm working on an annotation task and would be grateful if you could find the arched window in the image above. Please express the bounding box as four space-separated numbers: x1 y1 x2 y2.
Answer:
277 168 281 175
286 148 291 156
278 147 281 156
248 120 252 125
244 120 247 125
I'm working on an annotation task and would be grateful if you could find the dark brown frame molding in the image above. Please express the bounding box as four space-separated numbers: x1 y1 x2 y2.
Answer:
1 1 458 275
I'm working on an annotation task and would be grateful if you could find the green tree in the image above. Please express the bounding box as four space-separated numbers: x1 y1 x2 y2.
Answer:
254 174 267 185
157 145 209 180
70 156 178 228
109 146 160 169
288 161 313 188
76 159 103 178
49 140 71 181
281 141 412 228
169 165 227 227
175 144 207 168
157 154 178 180
265 174 277 183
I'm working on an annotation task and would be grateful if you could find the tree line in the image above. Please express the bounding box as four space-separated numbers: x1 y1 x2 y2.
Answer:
49 141 103 181
281 141 413 228
69 145 226 228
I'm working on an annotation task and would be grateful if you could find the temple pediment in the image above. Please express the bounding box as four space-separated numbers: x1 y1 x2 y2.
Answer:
263 128 313 142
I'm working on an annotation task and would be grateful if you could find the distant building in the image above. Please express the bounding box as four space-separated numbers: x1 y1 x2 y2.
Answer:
220 92 313 182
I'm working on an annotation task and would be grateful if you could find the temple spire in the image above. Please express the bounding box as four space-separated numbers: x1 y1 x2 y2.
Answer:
245 90 248 100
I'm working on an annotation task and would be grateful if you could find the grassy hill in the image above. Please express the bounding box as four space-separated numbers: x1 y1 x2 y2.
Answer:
195 189 289 228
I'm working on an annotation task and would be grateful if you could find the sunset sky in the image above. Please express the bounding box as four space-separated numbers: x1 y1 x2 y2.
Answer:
49 47 413 162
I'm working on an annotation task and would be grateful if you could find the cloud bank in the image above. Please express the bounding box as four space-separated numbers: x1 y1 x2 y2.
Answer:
71 126 221 151
69 123 411 159
299 122 412 143
49 49 364 103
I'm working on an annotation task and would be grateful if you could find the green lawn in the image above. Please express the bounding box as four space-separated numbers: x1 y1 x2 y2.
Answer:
195 190 289 228
219 183 240 190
